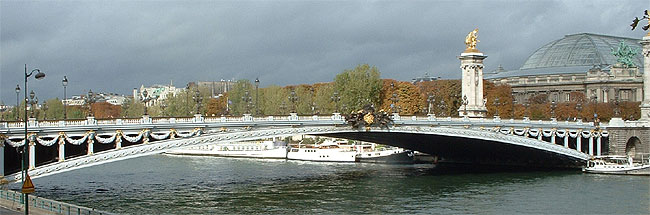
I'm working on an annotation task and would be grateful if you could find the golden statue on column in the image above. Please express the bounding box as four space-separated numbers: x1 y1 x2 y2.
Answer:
464 28 480 53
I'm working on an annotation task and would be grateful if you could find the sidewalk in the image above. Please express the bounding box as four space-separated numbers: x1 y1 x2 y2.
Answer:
0 197 59 215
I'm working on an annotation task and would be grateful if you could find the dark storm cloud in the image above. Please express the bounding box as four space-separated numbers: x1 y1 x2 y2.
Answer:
1 0 647 103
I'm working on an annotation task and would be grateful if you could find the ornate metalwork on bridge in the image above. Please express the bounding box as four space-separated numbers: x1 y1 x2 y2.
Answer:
345 105 393 129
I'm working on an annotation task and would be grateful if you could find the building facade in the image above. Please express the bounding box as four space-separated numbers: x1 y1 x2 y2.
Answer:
486 33 644 104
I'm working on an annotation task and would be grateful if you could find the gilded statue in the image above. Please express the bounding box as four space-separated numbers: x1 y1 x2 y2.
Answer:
464 28 480 53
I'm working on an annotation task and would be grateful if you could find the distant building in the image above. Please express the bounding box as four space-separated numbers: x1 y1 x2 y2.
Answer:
63 93 127 106
486 33 644 104
411 73 439 84
134 81 183 107
188 79 236 98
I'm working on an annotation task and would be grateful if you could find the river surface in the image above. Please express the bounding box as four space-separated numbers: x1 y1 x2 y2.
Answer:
16 155 650 214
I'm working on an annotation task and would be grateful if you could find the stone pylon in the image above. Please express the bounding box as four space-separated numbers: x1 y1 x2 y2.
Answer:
639 34 650 122
458 52 488 117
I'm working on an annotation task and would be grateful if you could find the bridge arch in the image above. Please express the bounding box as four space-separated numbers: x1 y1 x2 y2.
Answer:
625 136 641 157
3 125 591 183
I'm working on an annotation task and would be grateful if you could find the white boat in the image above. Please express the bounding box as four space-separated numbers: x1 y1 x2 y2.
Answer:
165 141 288 159
583 155 650 176
287 140 356 162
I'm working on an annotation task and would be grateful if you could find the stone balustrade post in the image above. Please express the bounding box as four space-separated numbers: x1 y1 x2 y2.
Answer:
29 141 35 170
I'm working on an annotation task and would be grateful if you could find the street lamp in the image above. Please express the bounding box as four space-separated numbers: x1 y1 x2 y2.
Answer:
141 90 151 116
493 97 500 117
550 100 557 119
462 95 468 116
85 90 96 117
438 99 446 117
512 99 517 119
427 94 435 115
523 100 530 119
310 87 316 115
62 76 68 120
390 83 399 113
160 102 167 117
23 64 45 215
279 101 287 115
288 90 298 113
331 91 340 113
27 91 38 119
255 78 260 116
242 91 252 114
42 101 48 120
193 88 202 115
15 84 20 121
576 102 583 121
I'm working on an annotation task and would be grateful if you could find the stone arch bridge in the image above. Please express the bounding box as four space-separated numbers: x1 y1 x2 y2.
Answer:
0 114 607 183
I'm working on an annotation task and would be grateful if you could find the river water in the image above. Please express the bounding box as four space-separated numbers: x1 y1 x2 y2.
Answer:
19 155 650 214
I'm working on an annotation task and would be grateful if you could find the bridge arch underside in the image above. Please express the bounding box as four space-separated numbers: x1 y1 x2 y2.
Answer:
320 132 585 170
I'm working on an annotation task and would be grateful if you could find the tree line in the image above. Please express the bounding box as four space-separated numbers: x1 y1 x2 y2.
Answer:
1 64 641 122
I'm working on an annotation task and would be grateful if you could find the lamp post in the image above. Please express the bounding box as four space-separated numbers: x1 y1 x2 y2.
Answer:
85 90 95 117
193 88 202 115
390 83 399 113
612 96 621 117
438 99 446 117
331 91 340 113
160 102 167 117
310 87 315 115
523 100 530 119
27 91 38 119
512 99 517 119
550 100 557 119
591 95 598 121
23 64 45 215
42 101 48 120
242 91 252 114
15 84 20 121
576 102 583 121
493 97 500 117
427 94 435 115
141 90 151 116
462 95 468 116
62 76 68 120
279 101 287 115
288 90 298 113
255 78 259 116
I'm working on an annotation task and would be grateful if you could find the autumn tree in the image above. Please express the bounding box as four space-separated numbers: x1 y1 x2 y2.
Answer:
415 80 462 117
92 102 121 118
379 79 424 115
484 81 514 118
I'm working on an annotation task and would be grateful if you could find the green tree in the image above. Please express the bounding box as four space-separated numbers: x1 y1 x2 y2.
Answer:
121 99 145 118
261 85 289 115
334 64 382 112
44 98 64 120
313 83 336 114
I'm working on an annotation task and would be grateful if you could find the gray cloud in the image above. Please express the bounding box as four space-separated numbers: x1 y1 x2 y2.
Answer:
1 0 647 103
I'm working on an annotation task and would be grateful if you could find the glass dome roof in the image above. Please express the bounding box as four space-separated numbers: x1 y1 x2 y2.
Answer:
521 33 643 70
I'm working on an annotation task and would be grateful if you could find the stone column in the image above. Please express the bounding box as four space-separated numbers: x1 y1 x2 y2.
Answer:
0 141 4 176
29 141 35 170
564 135 569 148
639 34 650 121
589 136 594 156
458 52 488 117
576 136 582 152
597 135 602 156
58 136 65 162
551 132 556 145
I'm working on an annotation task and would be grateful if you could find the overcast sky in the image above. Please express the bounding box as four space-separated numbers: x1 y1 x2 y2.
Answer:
1 0 648 104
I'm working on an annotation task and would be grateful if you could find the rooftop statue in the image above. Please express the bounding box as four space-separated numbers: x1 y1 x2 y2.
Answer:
630 10 649 36
611 41 638 68
464 28 480 53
